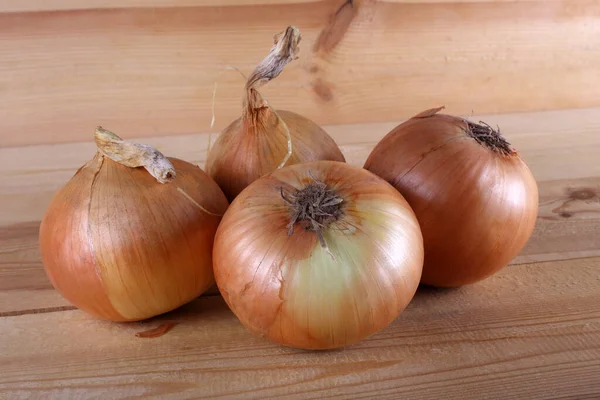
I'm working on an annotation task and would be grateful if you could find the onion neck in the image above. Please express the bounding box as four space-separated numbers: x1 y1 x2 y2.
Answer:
243 26 301 116
94 127 176 184
281 176 344 250
242 105 272 132
465 120 514 156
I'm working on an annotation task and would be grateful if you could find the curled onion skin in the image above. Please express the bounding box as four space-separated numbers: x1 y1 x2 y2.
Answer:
213 161 424 350
364 107 539 287
39 130 229 322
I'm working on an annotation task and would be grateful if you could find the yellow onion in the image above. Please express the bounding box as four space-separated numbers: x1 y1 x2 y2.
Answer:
39 128 229 321
206 26 345 202
364 107 539 287
213 161 424 350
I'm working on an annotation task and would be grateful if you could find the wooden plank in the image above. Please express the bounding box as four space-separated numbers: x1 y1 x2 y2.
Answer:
0 1 317 14
1 257 599 399
1 107 599 315
0 0 557 14
1 1 600 146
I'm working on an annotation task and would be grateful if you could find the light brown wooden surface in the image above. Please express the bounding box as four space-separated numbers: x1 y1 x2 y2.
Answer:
1 258 599 399
2 0 600 395
0 0 318 13
0 0 559 14
2 0 600 146
1 106 599 398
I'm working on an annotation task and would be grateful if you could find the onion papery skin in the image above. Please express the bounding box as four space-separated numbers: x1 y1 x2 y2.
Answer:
206 108 345 202
39 155 229 322
364 108 539 288
213 161 424 350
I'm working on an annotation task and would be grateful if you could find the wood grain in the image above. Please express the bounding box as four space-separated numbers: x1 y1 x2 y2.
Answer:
2 1 600 146
1 257 599 399
0 0 318 14
1 107 599 315
0 0 558 14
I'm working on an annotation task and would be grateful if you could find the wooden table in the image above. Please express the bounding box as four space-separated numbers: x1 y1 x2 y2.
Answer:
1 107 599 399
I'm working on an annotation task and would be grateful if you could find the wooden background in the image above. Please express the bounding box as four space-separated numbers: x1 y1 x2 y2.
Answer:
1 0 600 147
1 1 600 398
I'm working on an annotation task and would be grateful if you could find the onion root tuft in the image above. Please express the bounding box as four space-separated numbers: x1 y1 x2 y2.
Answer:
465 120 513 156
281 175 344 251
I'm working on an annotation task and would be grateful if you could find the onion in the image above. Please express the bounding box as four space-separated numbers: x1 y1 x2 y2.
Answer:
364 107 539 287
206 26 345 202
39 127 229 321
213 161 424 350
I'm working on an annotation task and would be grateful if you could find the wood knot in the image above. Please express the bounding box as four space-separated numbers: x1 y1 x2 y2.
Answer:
568 188 597 201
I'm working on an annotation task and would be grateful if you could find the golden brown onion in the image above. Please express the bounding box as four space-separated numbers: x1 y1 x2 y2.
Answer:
364 107 539 287
206 26 345 202
213 161 424 350
39 128 229 321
